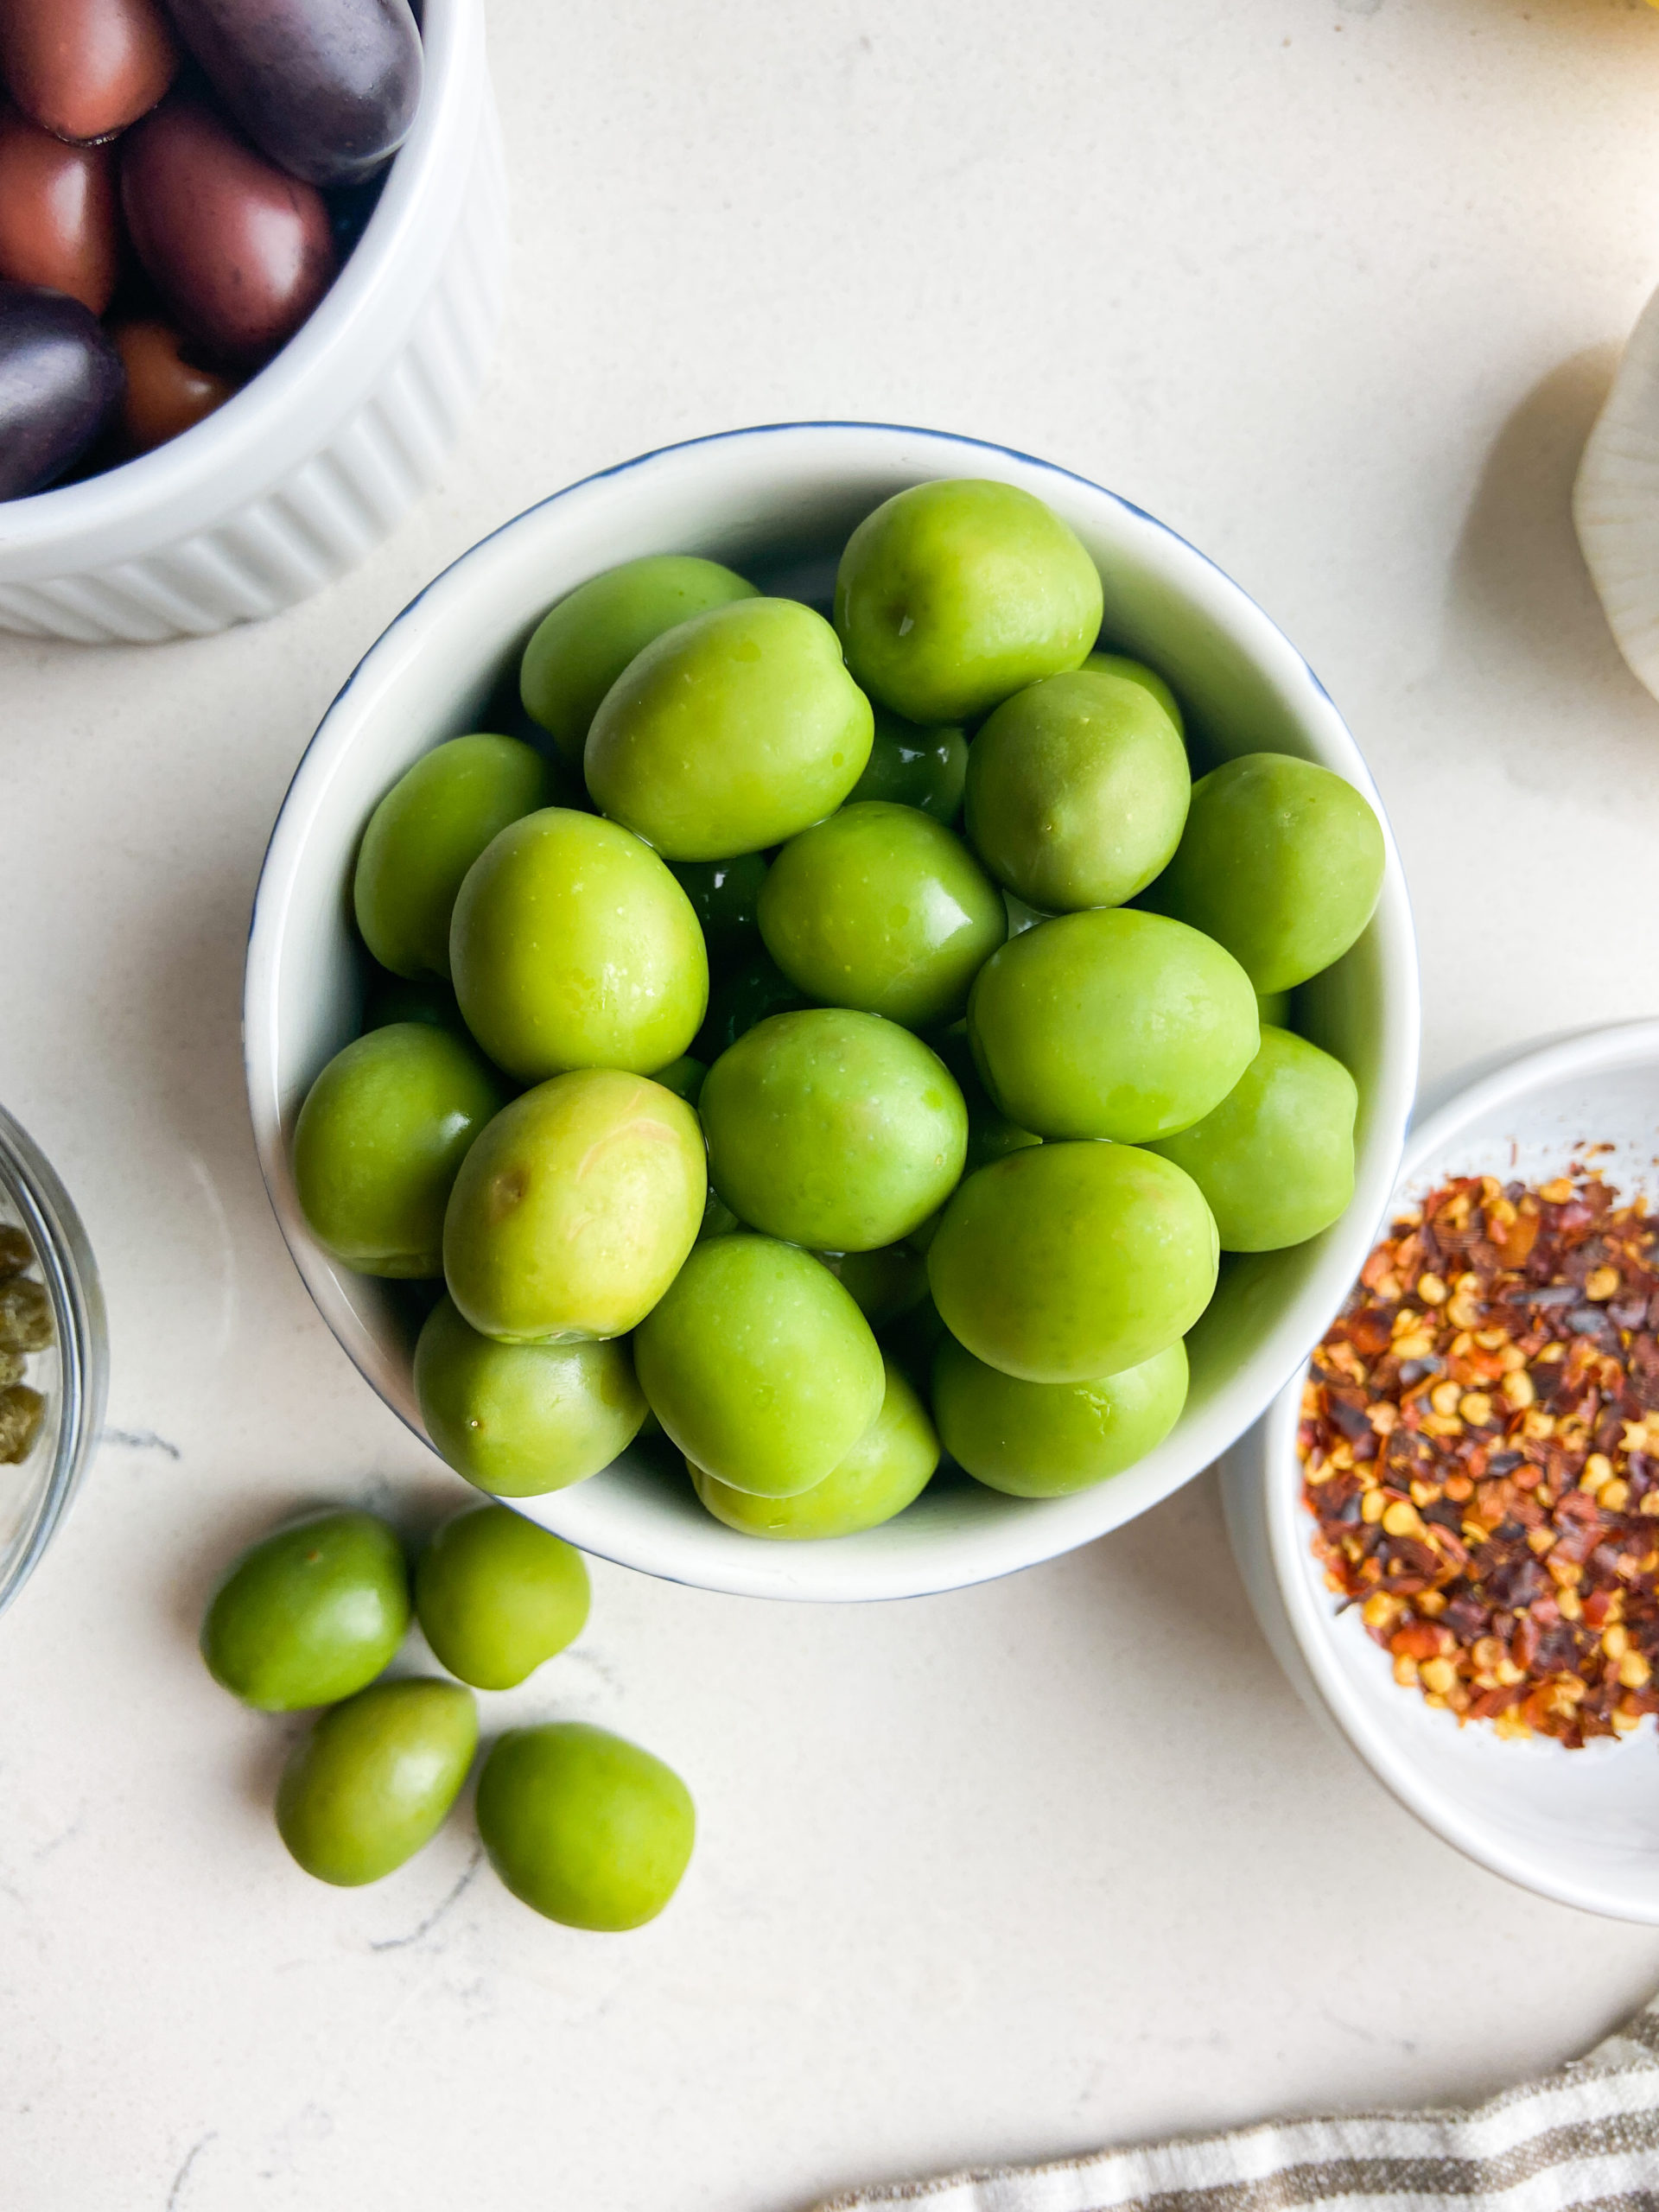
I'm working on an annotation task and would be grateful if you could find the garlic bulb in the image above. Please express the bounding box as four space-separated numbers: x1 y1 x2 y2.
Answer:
1574 284 1659 700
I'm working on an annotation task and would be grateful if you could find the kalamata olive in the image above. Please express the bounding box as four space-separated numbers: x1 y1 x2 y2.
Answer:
0 0 177 144
0 280 123 498
120 92 334 366
0 106 118 314
112 318 237 451
165 0 423 188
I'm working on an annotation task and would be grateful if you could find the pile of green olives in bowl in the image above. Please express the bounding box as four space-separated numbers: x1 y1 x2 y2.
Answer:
246 423 1419 1602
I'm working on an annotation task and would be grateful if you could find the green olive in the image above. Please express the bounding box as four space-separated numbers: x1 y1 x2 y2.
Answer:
586 597 874 860
1083 650 1184 736
353 734 554 980
817 1243 930 1329
758 802 1007 1031
442 1070 706 1344
931 1334 1187 1497
292 1023 505 1278
669 853 768 964
964 669 1189 912
652 1054 707 1105
276 1679 478 1886
519 555 758 765
414 1295 646 1493
633 1232 884 1496
1143 752 1386 994
699 1008 967 1251
926 1142 1217 1383
690 1357 938 1539
1147 1026 1357 1251
449 809 708 1083
476 1721 695 1930
834 480 1103 724
847 707 969 820
967 909 1257 1143
200 1508 410 1712
926 1021 1042 1175
694 946 809 1062
414 1504 591 1688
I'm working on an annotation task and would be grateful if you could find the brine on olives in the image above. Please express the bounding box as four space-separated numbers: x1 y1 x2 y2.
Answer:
415 1294 646 1494
293 1021 504 1278
634 1233 885 1497
969 909 1258 1144
699 1009 968 1252
585 597 874 860
200 1507 410 1711
835 479 1103 724
927 1142 1217 1383
1148 1025 1357 1252
965 669 1190 912
276 1678 476 1886
1145 753 1386 994
449 810 708 1081
521 555 758 766
932 1334 1188 1497
354 734 554 982
442 1070 706 1344
690 1356 938 1540
414 1504 591 1689
758 802 1007 1031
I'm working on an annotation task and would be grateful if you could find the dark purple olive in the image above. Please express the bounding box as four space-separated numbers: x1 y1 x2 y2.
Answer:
0 281 124 499
164 0 422 188
120 91 335 367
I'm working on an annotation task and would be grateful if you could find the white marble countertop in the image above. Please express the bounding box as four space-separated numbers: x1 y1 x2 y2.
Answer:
9 3 1659 2206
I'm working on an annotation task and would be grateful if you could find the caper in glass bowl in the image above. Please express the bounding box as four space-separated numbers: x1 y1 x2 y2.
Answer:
0 1103 106 1616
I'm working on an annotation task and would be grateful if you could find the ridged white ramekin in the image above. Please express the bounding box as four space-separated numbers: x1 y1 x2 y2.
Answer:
0 0 506 645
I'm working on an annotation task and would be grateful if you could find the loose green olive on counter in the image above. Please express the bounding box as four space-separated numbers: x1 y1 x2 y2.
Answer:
964 669 1190 912
834 479 1103 724
699 1008 968 1252
927 1142 1217 1384
414 1504 591 1689
442 1070 706 1344
276 1679 478 1887
968 909 1258 1145
1083 650 1185 736
848 706 969 820
1148 1026 1358 1252
449 809 708 1082
1144 752 1386 994
585 597 874 860
414 1295 647 1494
200 1508 410 1712
520 555 758 766
932 1334 1189 1497
293 1023 505 1278
477 1720 695 1931
691 1357 938 1540
757 801 1007 1031
634 1233 885 1497
669 852 768 963
353 734 554 981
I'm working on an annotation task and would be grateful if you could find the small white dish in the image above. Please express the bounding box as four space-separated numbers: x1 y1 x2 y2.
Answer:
0 0 506 644
1223 1020 1659 1923
245 420 1419 1602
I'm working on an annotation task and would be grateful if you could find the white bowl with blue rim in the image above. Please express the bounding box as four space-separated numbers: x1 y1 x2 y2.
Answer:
1223 1020 1659 1922
244 421 1420 1602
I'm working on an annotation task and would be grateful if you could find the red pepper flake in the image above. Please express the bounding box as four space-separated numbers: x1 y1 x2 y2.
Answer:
1299 1167 1659 1745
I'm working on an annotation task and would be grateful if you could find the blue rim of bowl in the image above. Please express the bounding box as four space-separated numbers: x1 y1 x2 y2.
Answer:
0 1103 108 1619
244 420 1421 1586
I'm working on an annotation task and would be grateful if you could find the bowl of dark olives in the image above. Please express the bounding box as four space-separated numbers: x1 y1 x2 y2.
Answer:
0 0 505 644
245 420 1420 1602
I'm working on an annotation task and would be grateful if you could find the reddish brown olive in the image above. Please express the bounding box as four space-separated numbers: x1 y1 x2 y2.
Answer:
112 318 237 452
0 105 118 314
0 0 178 145
120 92 335 367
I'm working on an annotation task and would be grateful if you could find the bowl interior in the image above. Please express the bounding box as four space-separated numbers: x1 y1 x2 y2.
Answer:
1268 1022 1659 1920
246 423 1418 1600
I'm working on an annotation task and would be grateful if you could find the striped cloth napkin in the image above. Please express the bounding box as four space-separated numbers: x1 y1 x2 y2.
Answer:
814 1996 1659 2211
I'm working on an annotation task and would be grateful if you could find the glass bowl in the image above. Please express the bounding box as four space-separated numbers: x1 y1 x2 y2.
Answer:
0 1103 107 1618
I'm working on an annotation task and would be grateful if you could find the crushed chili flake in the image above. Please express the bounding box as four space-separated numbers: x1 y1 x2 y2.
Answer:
1299 1166 1659 1746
